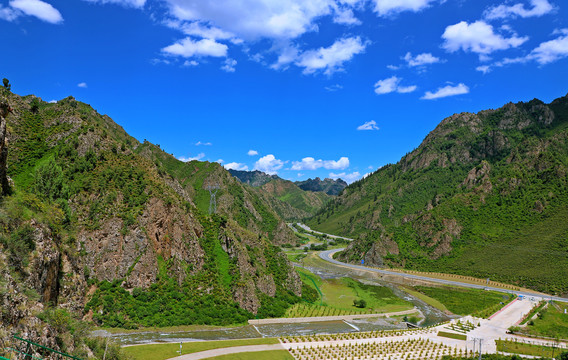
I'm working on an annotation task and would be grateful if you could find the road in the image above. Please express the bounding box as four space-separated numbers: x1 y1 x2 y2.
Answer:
319 248 568 303
166 344 285 360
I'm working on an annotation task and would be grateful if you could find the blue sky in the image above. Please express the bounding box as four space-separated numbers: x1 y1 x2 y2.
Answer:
1 0 567 183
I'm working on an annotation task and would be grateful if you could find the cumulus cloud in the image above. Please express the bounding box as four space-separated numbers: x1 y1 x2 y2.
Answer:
221 58 237 72
403 52 442 67
372 0 437 17
291 157 349 171
254 154 284 175
374 76 417 95
77 82 88 88
83 0 146 8
329 171 360 183
295 36 368 75
184 60 199 67
476 65 491 74
178 153 206 162
442 21 528 57
421 83 469 100
2 0 63 24
484 0 554 20
165 20 237 41
162 37 228 58
163 0 334 41
247 149 259 156
195 141 212 146
224 162 248 171
357 120 379 131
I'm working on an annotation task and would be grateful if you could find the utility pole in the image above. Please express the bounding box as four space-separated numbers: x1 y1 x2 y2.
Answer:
206 183 220 214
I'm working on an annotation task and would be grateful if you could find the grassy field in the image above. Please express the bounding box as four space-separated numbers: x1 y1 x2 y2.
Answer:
520 302 568 339
294 267 412 317
122 338 279 360
401 286 449 313
495 340 565 358
437 331 467 340
413 286 512 317
206 350 294 360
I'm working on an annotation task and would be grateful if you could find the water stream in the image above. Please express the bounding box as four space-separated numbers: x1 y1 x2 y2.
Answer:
107 257 451 345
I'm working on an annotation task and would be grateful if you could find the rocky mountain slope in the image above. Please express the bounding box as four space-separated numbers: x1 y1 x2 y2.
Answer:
308 94 568 295
230 170 332 220
0 86 305 356
296 177 347 196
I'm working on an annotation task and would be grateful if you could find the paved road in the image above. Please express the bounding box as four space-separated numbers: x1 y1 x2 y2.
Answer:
248 308 419 325
319 249 568 303
295 223 354 242
166 344 285 360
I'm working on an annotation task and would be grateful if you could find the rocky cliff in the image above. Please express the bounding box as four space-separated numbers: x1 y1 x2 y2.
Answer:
308 94 568 295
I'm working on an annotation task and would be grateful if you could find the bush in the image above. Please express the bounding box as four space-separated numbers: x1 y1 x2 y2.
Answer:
353 299 366 308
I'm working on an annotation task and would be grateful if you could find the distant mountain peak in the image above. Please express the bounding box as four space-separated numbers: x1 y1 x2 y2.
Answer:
295 177 347 196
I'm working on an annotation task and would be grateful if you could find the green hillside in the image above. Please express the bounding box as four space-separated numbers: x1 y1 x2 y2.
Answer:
308 95 568 295
0 85 305 353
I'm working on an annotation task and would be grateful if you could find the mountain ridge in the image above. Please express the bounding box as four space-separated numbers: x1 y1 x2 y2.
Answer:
308 93 568 295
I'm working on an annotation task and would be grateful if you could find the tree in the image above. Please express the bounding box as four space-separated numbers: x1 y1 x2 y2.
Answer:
33 158 68 201
2 78 10 91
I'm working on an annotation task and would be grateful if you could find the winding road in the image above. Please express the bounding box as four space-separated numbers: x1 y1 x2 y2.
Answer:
319 249 568 303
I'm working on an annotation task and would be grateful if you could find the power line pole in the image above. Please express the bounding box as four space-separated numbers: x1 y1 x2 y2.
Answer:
206 183 220 214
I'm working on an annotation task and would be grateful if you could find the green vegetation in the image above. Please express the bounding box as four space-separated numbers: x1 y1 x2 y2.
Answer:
123 338 279 360
496 339 565 358
307 96 568 294
437 331 467 340
206 350 294 360
413 286 513 317
520 301 547 325
518 302 568 339
294 267 412 316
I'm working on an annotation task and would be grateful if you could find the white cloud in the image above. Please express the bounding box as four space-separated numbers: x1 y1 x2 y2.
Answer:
166 20 237 41
6 0 63 24
491 31 568 66
357 120 379 131
386 64 401 70
374 76 417 95
421 83 469 100
224 162 249 171
332 5 360 25
297 173 304 177
195 141 212 146
484 0 554 20
372 0 436 17
403 52 442 67
329 171 360 183
254 154 285 175
83 0 146 8
442 21 528 56
221 58 237 72
48 100 57 103
247 149 259 156
295 36 368 75
183 60 199 67
324 84 343 92
162 37 228 58
164 0 334 41
77 82 88 88
178 153 206 162
529 32 568 64
291 156 349 170
476 65 491 74
216 159 224 163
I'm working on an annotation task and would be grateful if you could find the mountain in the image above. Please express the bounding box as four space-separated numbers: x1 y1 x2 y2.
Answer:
229 170 331 220
229 169 279 187
308 94 568 296
296 177 347 195
0 87 307 354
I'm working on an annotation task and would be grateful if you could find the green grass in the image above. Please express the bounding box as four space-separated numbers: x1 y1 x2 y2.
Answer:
401 286 449 313
437 331 467 340
520 301 546 325
122 338 279 360
521 302 568 339
495 340 562 358
206 350 294 360
293 267 412 317
413 286 512 317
